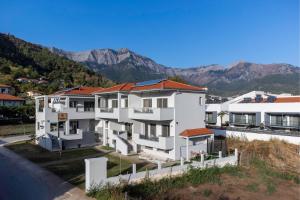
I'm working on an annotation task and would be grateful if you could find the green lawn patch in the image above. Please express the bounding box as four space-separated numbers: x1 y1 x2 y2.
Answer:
0 123 35 137
6 141 152 189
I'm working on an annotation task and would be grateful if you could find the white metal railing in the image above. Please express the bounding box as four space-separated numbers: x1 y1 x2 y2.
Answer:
134 107 153 113
100 107 114 113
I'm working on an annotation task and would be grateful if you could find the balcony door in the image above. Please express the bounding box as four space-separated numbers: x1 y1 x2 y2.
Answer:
70 120 79 134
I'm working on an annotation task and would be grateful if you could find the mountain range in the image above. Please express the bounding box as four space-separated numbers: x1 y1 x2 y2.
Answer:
50 47 300 96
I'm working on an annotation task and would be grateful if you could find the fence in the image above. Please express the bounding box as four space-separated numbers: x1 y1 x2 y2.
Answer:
85 149 238 191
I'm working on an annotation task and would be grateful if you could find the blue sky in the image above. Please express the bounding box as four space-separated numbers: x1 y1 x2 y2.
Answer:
0 0 299 67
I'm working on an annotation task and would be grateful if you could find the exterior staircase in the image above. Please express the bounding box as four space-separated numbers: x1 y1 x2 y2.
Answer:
111 131 133 155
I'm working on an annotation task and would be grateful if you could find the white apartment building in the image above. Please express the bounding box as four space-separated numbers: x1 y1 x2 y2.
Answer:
35 86 103 151
94 79 212 161
206 91 300 131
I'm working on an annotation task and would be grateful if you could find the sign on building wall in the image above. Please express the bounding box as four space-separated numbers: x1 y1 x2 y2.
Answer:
58 113 68 121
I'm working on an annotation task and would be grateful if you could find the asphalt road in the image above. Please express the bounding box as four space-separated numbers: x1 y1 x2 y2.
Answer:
0 152 50 200
0 145 92 200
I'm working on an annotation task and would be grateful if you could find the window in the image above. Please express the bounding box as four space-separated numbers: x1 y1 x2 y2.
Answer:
38 99 44 112
162 125 170 137
157 98 168 108
199 97 203 105
150 124 156 138
112 100 118 108
248 114 256 125
105 121 109 128
84 101 95 111
37 122 40 130
205 112 214 123
143 99 152 108
290 115 300 128
70 121 79 134
69 101 77 108
99 98 108 108
124 99 128 108
50 123 58 132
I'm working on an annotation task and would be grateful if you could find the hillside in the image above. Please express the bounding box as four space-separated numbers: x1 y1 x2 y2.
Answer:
0 33 113 95
51 47 300 96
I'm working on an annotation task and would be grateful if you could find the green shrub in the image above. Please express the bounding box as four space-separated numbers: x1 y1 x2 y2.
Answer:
203 189 212 197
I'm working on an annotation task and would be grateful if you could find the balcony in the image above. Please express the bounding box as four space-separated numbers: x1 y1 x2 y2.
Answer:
128 107 174 121
95 107 129 122
60 129 83 140
133 133 174 150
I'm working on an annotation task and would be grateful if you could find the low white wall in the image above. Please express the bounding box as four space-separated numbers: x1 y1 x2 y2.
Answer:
85 151 238 191
214 129 300 145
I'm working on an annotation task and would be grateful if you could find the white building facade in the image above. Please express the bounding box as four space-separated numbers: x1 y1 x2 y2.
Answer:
35 87 102 151
94 80 212 161
206 91 300 131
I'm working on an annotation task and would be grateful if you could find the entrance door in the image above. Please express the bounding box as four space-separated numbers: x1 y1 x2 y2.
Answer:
70 121 79 134
89 119 95 132
125 123 132 140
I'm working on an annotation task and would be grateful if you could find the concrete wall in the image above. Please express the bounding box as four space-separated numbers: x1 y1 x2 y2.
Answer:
214 129 300 145
85 151 238 191
174 92 206 160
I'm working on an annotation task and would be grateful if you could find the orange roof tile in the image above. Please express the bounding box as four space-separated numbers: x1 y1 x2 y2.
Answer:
94 83 135 93
54 86 104 96
131 80 206 92
0 84 11 88
94 80 206 94
274 97 300 103
0 94 24 101
180 128 213 137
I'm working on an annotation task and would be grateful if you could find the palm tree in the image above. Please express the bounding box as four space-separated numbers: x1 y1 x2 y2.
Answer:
218 111 228 126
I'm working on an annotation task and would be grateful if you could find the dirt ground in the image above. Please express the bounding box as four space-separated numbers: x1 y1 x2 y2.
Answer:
162 172 300 200
158 138 300 200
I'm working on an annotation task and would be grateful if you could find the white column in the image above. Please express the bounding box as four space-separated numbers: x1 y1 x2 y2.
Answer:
132 163 136 174
180 157 184 166
85 157 108 192
186 137 190 161
157 161 162 170
95 95 98 109
201 153 204 166
44 96 48 109
65 120 70 135
218 151 222 158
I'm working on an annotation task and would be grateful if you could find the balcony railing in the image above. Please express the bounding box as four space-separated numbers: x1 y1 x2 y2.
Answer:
99 107 114 113
134 107 153 113
139 134 159 141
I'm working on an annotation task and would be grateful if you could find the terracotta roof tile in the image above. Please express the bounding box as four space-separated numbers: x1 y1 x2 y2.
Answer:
180 128 213 137
274 97 300 103
95 83 135 93
94 80 206 94
54 86 103 96
0 84 11 87
0 94 24 101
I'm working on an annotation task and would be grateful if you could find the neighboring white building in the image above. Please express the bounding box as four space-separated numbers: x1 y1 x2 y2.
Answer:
27 90 42 99
94 79 213 161
35 86 103 151
0 93 24 107
206 91 300 131
0 84 12 94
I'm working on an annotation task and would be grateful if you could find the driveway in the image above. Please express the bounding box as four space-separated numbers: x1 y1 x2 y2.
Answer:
0 135 31 146
0 146 93 200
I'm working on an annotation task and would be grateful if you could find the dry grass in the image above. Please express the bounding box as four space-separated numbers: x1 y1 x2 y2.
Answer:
227 137 300 174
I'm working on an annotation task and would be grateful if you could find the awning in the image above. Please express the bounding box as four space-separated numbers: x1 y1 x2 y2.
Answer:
180 128 213 138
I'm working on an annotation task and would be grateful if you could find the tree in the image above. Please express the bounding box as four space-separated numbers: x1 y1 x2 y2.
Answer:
218 111 228 126
0 65 11 74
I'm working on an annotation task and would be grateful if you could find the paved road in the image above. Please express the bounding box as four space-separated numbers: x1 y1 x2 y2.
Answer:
0 146 93 200
0 135 31 146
